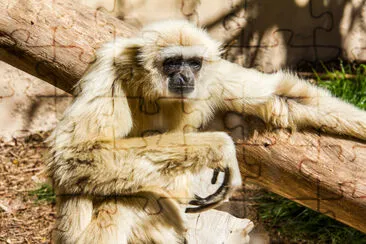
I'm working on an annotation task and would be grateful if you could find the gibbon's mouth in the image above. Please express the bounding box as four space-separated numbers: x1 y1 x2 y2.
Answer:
168 85 195 94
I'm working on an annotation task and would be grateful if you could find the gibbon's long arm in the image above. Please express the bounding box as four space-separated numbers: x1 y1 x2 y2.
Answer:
209 60 366 140
49 132 240 199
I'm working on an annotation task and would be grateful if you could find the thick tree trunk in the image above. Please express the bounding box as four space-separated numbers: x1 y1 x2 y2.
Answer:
240 130 366 233
207 113 366 233
1 0 365 233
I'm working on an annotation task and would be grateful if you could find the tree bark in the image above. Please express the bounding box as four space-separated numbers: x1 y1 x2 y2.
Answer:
207 113 366 233
1 0 365 233
0 0 136 93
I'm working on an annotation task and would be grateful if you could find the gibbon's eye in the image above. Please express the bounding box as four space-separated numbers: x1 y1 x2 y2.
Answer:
187 58 202 71
163 57 183 74
164 57 182 66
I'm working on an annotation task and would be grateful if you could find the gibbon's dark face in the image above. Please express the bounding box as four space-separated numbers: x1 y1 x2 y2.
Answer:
162 56 202 94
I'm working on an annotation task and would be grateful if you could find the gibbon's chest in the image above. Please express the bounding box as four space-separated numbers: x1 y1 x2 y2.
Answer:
126 98 211 137
127 99 184 137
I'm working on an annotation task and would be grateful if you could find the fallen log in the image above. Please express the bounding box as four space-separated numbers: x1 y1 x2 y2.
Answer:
0 0 136 92
1 0 365 233
208 113 366 233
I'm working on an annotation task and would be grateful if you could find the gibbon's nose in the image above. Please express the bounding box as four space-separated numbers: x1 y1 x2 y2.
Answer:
180 67 195 85
169 71 195 94
178 73 189 85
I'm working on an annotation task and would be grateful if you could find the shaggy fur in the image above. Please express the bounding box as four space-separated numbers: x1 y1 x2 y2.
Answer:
47 20 366 244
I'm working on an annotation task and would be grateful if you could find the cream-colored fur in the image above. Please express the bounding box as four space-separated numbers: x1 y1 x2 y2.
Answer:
47 20 366 244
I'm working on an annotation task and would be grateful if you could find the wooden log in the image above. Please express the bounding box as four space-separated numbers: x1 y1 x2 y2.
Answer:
240 130 366 233
207 113 366 233
1 0 365 234
0 0 136 93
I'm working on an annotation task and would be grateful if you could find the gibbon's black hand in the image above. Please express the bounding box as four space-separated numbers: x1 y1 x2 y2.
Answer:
185 167 230 213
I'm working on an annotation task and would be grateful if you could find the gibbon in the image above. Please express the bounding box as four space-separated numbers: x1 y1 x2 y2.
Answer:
47 20 366 244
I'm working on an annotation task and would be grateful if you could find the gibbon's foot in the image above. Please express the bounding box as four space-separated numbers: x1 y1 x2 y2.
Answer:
185 168 230 213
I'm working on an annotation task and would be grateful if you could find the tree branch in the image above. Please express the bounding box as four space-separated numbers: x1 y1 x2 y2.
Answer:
0 0 136 92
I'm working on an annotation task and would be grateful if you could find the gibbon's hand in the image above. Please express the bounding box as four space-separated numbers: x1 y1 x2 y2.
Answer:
185 168 231 213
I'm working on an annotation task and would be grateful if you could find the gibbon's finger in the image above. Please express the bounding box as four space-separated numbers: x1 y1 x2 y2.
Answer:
185 201 221 214
185 168 230 213
192 167 230 204
211 168 222 184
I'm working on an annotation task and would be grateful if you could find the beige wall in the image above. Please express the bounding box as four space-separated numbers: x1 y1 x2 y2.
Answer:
0 62 71 141
83 0 366 71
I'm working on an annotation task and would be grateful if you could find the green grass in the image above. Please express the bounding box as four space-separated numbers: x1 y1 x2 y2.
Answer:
314 61 366 110
258 193 366 244
258 62 366 243
29 183 56 204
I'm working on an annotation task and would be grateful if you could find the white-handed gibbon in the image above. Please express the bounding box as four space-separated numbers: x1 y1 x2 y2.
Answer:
47 20 366 244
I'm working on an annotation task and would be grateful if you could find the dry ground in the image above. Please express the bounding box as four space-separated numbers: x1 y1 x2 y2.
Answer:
0 133 55 244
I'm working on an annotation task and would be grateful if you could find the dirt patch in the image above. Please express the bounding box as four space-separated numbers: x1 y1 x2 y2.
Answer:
0 133 55 244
